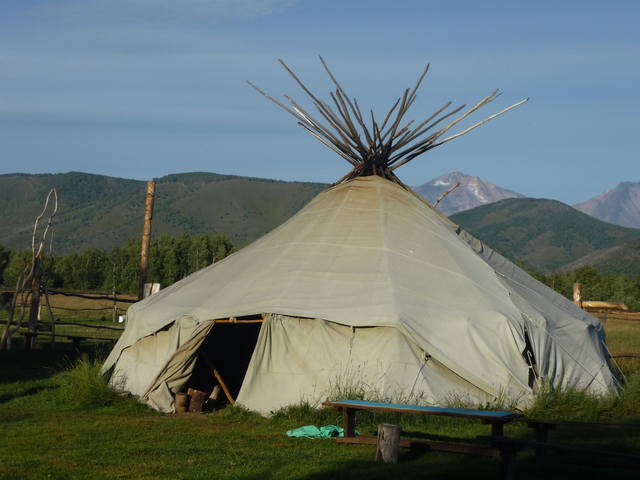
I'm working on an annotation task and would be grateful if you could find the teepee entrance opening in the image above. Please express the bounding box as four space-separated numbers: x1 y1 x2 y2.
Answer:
185 319 262 410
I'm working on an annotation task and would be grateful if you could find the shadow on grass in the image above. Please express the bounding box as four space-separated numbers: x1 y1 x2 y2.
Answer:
0 341 108 383
294 449 640 480
0 384 58 404
295 452 497 480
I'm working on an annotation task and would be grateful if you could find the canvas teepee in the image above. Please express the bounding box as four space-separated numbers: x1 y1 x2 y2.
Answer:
102 59 618 414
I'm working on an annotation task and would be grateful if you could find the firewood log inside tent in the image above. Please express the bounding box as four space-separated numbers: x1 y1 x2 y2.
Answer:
101 59 619 415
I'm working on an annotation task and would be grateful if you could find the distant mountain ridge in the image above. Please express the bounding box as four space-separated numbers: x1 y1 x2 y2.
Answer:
559 237 640 277
0 172 326 253
413 171 524 216
574 181 640 228
3 171 640 276
451 197 640 273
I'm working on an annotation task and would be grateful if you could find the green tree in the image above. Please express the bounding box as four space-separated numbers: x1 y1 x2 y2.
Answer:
0 245 10 285
211 234 235 262
2 250 31 288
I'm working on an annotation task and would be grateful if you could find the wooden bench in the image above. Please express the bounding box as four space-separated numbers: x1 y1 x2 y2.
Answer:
323 400 523 478
479 435 640 468
323 400 522 439
516 418 640 460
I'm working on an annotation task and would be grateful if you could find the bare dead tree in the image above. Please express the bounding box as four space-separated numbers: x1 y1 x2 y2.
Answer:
0 189 58 351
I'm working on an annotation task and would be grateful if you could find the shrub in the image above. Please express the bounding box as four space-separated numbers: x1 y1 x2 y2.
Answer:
57 355 120 409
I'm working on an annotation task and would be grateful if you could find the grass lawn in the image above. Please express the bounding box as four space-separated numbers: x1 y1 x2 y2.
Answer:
0 320 639 479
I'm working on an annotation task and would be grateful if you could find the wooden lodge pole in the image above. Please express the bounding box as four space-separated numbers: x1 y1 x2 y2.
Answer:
138 180 156 301
573 283 583 309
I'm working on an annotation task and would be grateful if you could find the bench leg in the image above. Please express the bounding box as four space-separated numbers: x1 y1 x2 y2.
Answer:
491 421 504 438
534 424 552 460
71 338 81 354
500 449 516 480
23 333 37 351
487 421 505 448
343 408 356 437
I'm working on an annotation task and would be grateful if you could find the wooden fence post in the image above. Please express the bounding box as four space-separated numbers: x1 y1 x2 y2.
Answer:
573 283 583 308
375 423 402 464
138 180 156 301
27 258 42 350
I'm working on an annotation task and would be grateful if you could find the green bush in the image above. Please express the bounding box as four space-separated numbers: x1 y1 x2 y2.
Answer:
57 356 120 409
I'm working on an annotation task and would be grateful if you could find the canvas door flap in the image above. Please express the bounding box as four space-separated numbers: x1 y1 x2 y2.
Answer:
144 320 216 412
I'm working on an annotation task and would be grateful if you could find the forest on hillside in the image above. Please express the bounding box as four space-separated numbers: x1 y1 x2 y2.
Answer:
1 236 640 310
530 266 640 311
0 233 235 294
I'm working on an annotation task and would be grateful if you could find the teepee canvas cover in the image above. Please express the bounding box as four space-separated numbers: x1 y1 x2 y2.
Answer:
102 60 617 414
103 177 617 413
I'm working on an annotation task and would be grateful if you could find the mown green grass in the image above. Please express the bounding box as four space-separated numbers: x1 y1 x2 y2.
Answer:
1 336 640 479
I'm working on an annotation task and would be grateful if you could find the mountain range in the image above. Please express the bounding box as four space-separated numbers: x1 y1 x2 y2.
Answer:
413 171 524 216
450 198 640 272
574 181 640 229
1 170 639 275
0 172 325 253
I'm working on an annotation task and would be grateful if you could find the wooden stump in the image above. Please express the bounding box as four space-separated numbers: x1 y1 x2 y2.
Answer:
175 393 190 413
188 389 207 413
374 423 402 464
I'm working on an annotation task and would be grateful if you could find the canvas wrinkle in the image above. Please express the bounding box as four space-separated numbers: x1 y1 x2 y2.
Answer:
500 278 613 392
105 177 618 412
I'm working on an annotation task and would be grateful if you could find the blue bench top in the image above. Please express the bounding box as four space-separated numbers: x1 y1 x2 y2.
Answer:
324 400 519 419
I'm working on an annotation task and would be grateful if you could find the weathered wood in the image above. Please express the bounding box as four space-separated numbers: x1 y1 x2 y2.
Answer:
323 401 521 422
248 58 526 184
335 435 503 457
611 352 640 359
188 389 207 412
375 423 402 464
588 311 640 322
582 300 628 311
479 435 640 465
530 422 554 459
175 392 190 413
213 319 263 324
138 180 156 301
336 435 411 448
490 421 504 437
522 418 640 430
433 182 461 209
27 258 42 350
342 408 356 437
22 332 37 351
500 448 516 480
213 369 235 405
573 283 583 308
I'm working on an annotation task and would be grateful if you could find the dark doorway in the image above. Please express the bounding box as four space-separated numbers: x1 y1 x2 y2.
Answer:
186 322 262 408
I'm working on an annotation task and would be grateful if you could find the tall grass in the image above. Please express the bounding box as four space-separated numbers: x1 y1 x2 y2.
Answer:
57 355 121 409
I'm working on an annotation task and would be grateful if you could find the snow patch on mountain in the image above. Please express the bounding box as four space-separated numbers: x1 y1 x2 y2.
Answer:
413 171 524 216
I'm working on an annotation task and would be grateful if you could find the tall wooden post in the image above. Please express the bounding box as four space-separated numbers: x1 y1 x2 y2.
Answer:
138 180 156 301
112 263 117 322
573 283 583 308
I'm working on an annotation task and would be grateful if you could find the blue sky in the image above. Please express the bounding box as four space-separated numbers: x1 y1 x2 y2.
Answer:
0 0 638 204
